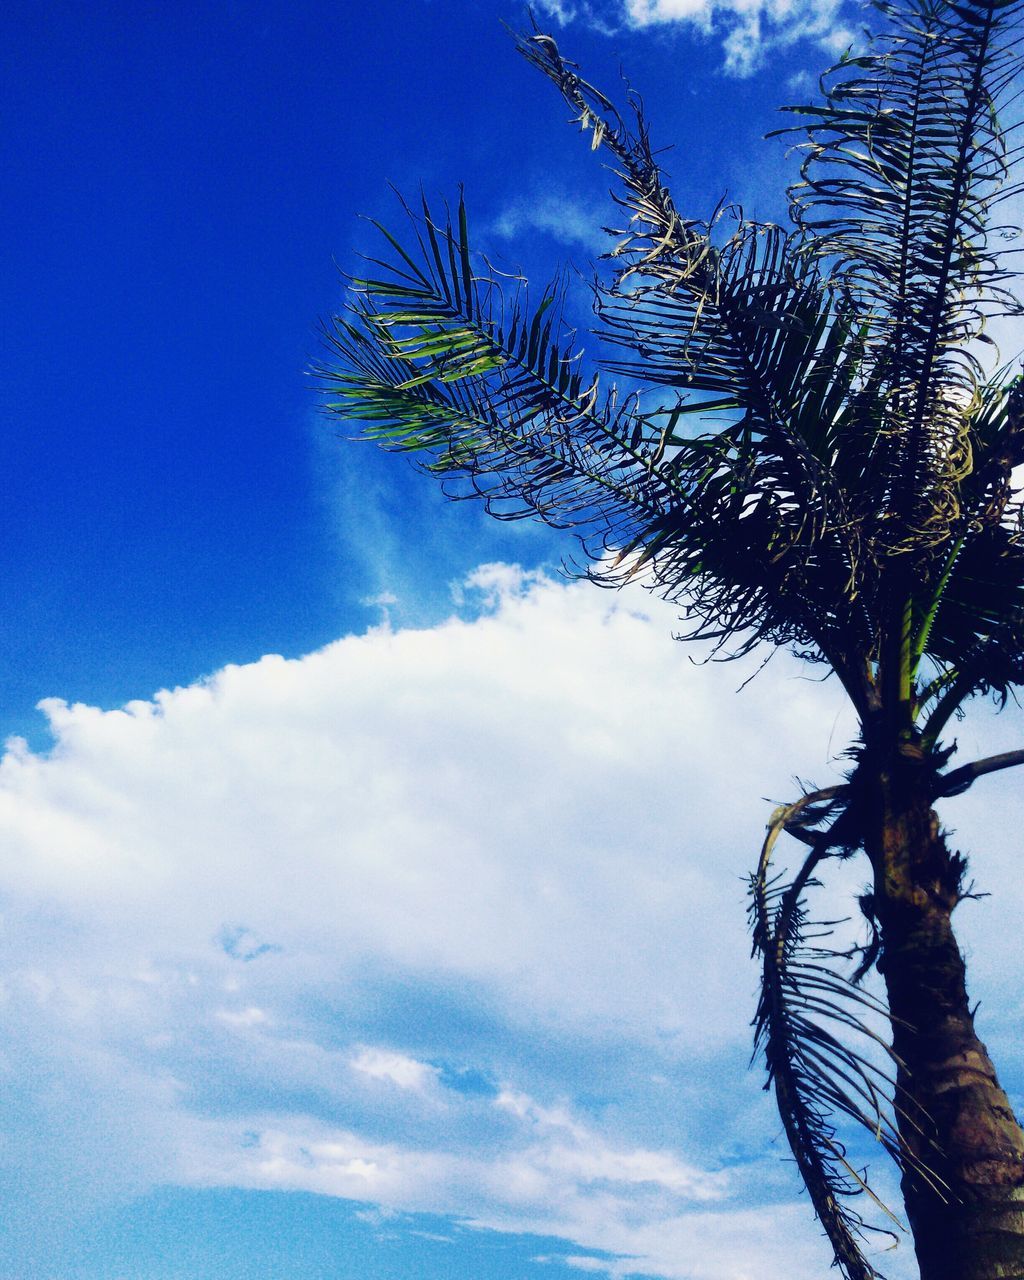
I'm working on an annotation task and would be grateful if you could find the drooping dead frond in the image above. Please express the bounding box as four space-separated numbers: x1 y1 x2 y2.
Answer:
750 788 947 1279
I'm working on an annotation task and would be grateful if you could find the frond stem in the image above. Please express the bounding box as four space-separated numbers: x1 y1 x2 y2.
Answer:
934 748 1024 798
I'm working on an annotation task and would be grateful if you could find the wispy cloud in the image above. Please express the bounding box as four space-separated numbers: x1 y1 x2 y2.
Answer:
183 1092 833 1280
491 193 610 256
350 1046 442 1095
533 0 856 76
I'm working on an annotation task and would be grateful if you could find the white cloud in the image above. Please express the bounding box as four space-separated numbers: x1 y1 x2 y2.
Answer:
350 1046 442 1094
181 1091 833 1280
0 564 1017 1280
494 1089 726 1200
492 194 609 255
193 1084 726 1210
0 565 853 1047
216 1005 270 1028
533 0 856 76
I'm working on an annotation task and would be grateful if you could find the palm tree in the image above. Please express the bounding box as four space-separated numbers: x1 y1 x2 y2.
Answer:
318 3 1024 1276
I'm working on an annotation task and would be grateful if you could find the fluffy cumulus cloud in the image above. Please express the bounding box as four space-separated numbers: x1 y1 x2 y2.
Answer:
534 0 856 75
1 565 1020 1278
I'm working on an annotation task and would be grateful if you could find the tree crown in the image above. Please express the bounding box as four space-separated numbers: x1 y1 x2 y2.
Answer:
321 1 1024 747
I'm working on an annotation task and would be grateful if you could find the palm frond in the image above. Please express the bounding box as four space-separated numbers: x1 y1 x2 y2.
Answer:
905 373 1024 733
514 29 884 691
778 0 1024 554
319 192 872 706
317 194 689 556
750 789 947 1280
515 29 847 484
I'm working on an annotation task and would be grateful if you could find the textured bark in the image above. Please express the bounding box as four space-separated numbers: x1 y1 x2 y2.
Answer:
866 754 1024 1279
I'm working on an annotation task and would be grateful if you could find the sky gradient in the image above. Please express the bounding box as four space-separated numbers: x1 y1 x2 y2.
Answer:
3 3 1023 1279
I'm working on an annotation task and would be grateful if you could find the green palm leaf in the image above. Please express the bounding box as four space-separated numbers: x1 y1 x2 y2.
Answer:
318 195 692 554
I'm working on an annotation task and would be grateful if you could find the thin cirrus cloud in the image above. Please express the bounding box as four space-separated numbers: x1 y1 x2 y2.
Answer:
534 0 856 75
491 193 611 255
1 564 1018 1278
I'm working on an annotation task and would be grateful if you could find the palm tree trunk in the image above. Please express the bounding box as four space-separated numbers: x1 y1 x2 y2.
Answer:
867 755 1024 1279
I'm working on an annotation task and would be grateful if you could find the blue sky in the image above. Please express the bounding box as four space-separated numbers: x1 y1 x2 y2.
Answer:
3 3 1024 1279
1 0 845 748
